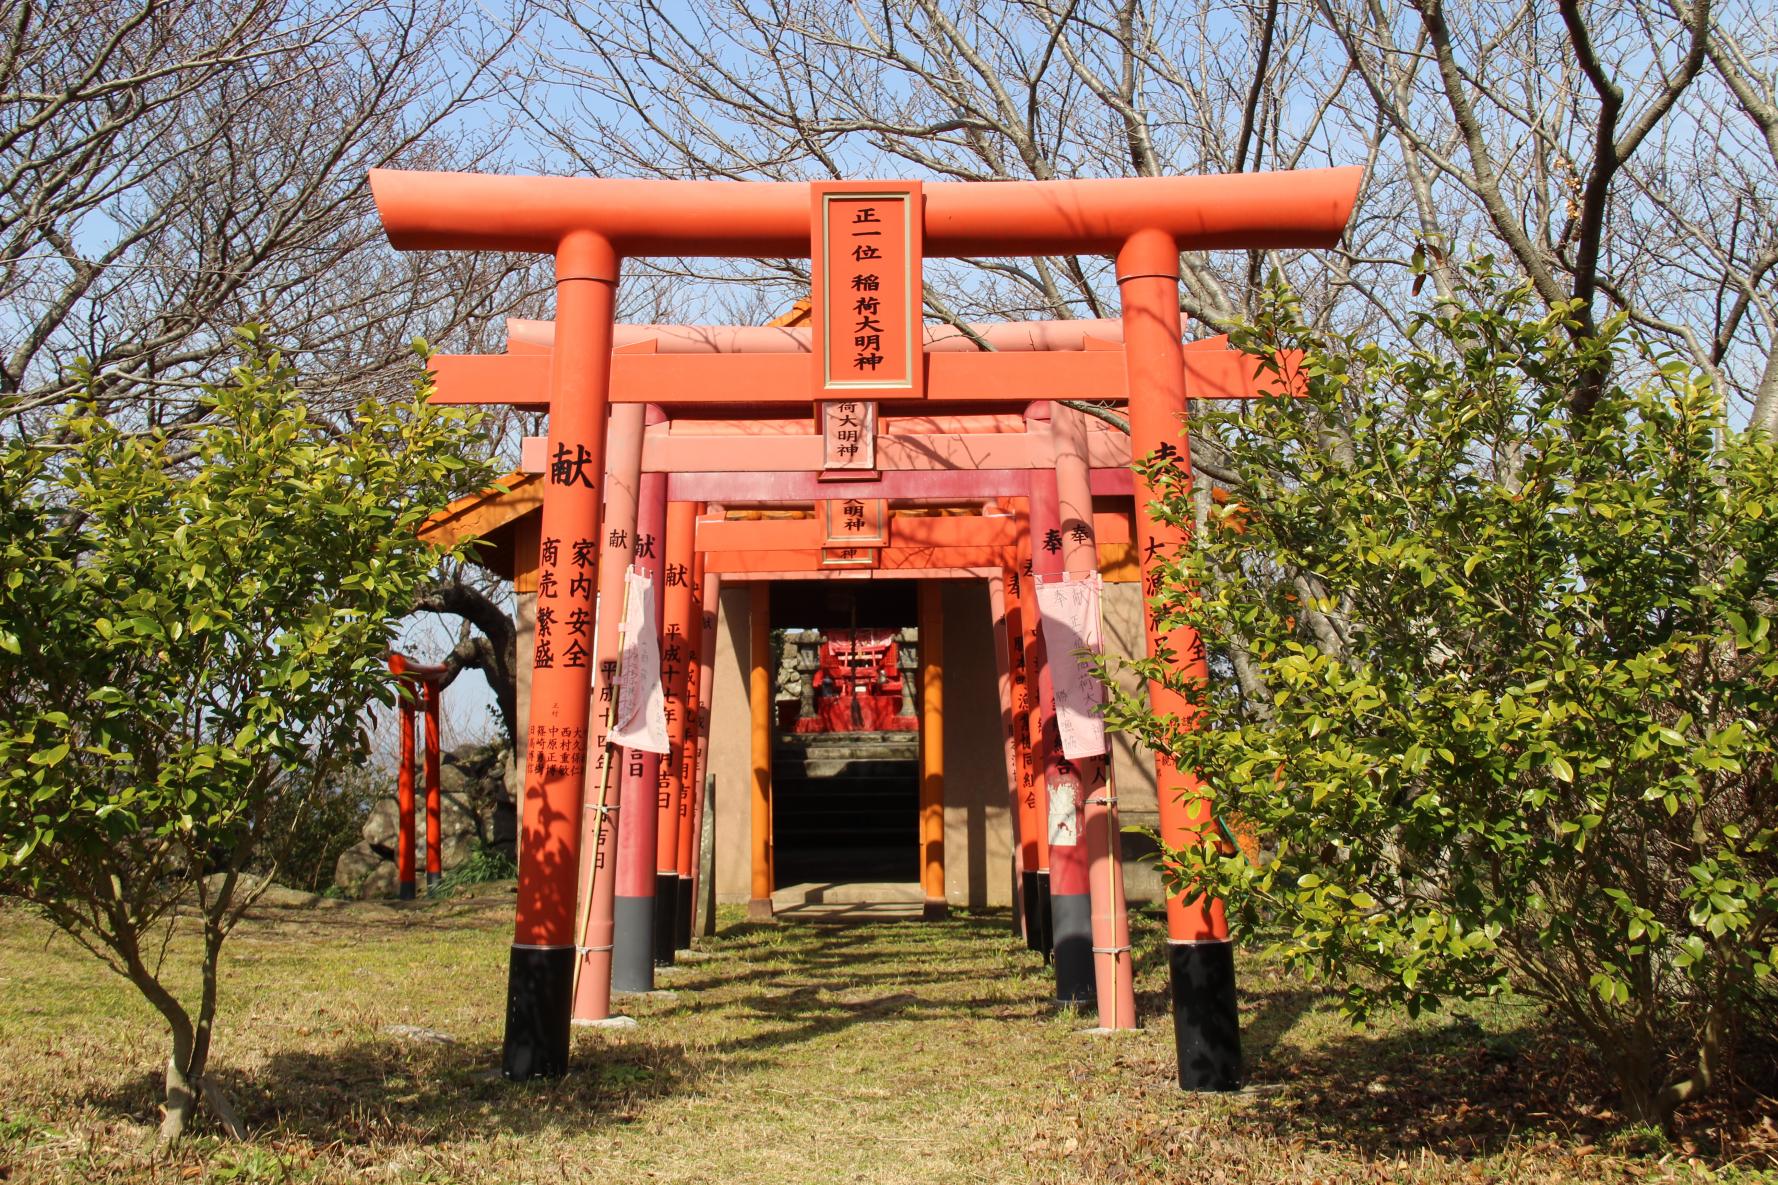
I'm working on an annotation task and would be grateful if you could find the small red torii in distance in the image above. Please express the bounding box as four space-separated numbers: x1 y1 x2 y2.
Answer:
387 654 449 900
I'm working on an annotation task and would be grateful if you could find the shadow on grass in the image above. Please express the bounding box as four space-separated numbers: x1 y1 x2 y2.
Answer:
75 909 1047 1145
81 1033 704 1146
1236 1008 1626 1157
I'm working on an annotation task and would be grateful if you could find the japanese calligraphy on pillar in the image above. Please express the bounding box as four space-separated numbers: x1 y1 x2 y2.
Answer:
822 497 888 548
810 181 924 401
819 398 877 474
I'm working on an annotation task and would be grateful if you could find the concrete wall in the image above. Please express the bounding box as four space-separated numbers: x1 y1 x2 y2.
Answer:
712 584 754 902
707 576 1163 906
941 581 1013 908
1101 579 1162 903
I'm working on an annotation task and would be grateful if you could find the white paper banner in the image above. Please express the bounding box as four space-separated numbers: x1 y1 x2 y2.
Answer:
1034 572 1107 760
1047 780 1080 847
608 567 670 755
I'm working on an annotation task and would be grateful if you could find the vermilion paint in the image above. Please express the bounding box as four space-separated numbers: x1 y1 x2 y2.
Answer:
611 467 667 993
747 584 773 921
369 168 1361 258
571 400 647 1023
917 581 946 919
423 681 442 888
1119 228 1241 1089
395 682 416 899
503 231 619 1080
1052 403 1137 1030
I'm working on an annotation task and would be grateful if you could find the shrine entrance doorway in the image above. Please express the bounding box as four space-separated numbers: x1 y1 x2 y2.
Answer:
770 579 920 893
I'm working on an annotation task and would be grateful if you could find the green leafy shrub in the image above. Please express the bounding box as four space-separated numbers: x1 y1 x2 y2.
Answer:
434 841 518 896
1104 272 1778 1129
0 331 490 1137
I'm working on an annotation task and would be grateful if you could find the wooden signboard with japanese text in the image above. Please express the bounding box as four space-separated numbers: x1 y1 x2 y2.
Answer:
810 181 923 401
822 497 888 548
820 546 880 569
819 398 877 475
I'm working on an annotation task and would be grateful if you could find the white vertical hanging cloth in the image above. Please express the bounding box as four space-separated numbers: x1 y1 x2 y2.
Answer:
607 566 670 754
1034 571 1108 760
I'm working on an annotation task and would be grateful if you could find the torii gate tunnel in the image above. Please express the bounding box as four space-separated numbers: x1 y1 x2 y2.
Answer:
371 166 1360 1086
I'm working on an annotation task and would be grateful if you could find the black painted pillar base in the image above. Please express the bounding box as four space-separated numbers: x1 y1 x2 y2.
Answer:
1051 891 1095 1007
426 871 440 891
502 945 574 1080
1035 870 1054 964
1170 939 1241 1091
1021 870 1042 952
652 872 678 966
674 875 694 950
611 895 655 993
398 881 416 901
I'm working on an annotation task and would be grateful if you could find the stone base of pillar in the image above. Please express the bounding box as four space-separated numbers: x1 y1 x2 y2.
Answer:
501 944 574 1081
922 897 948 921
611 895 655 993
1169 938 1241 1091
746 897 774 922
651 872 678 966
674 875 694 950
1051 891 1095 1007
1021 871 1043 952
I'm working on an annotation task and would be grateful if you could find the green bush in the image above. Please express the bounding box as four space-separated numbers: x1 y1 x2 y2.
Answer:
1104 271 1778 1129
0 331 490 1137
434 841 517 895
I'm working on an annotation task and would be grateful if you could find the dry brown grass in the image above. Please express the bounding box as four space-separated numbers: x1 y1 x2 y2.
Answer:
0 888 1772 1184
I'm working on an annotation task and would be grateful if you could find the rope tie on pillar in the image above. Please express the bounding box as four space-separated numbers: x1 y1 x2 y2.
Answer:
1092 945 1133 955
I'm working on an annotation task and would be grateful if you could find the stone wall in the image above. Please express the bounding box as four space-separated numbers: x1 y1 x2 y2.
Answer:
333 742 517 899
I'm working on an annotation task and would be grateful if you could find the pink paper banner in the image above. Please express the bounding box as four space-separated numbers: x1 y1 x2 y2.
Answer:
1034 572 1107 760
608 567 670 755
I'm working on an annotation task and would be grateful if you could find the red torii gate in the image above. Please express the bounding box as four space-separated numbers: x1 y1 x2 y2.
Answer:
387 654 448 899
373 166 1359 1086
446 339 1215 1023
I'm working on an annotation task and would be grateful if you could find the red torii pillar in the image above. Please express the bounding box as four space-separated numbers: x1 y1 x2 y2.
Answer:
570 400 647 1024
687 556 720 939
654 500 697 966
509 231 618 1079
1121 230 1238 1088
1000 557 1041 947
612 470 667 993
1014 522 1051 957
673 551 703 951
1025 448 1095 1005
986 566 1023 937
1052 403 1137 1029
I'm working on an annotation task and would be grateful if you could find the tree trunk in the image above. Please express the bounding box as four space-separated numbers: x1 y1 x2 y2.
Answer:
159 1021 199 1142
157 1022 246 1141
138 917 247 1141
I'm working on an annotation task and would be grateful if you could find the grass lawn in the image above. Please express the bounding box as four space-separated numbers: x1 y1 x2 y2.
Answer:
0 886 1771 1184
